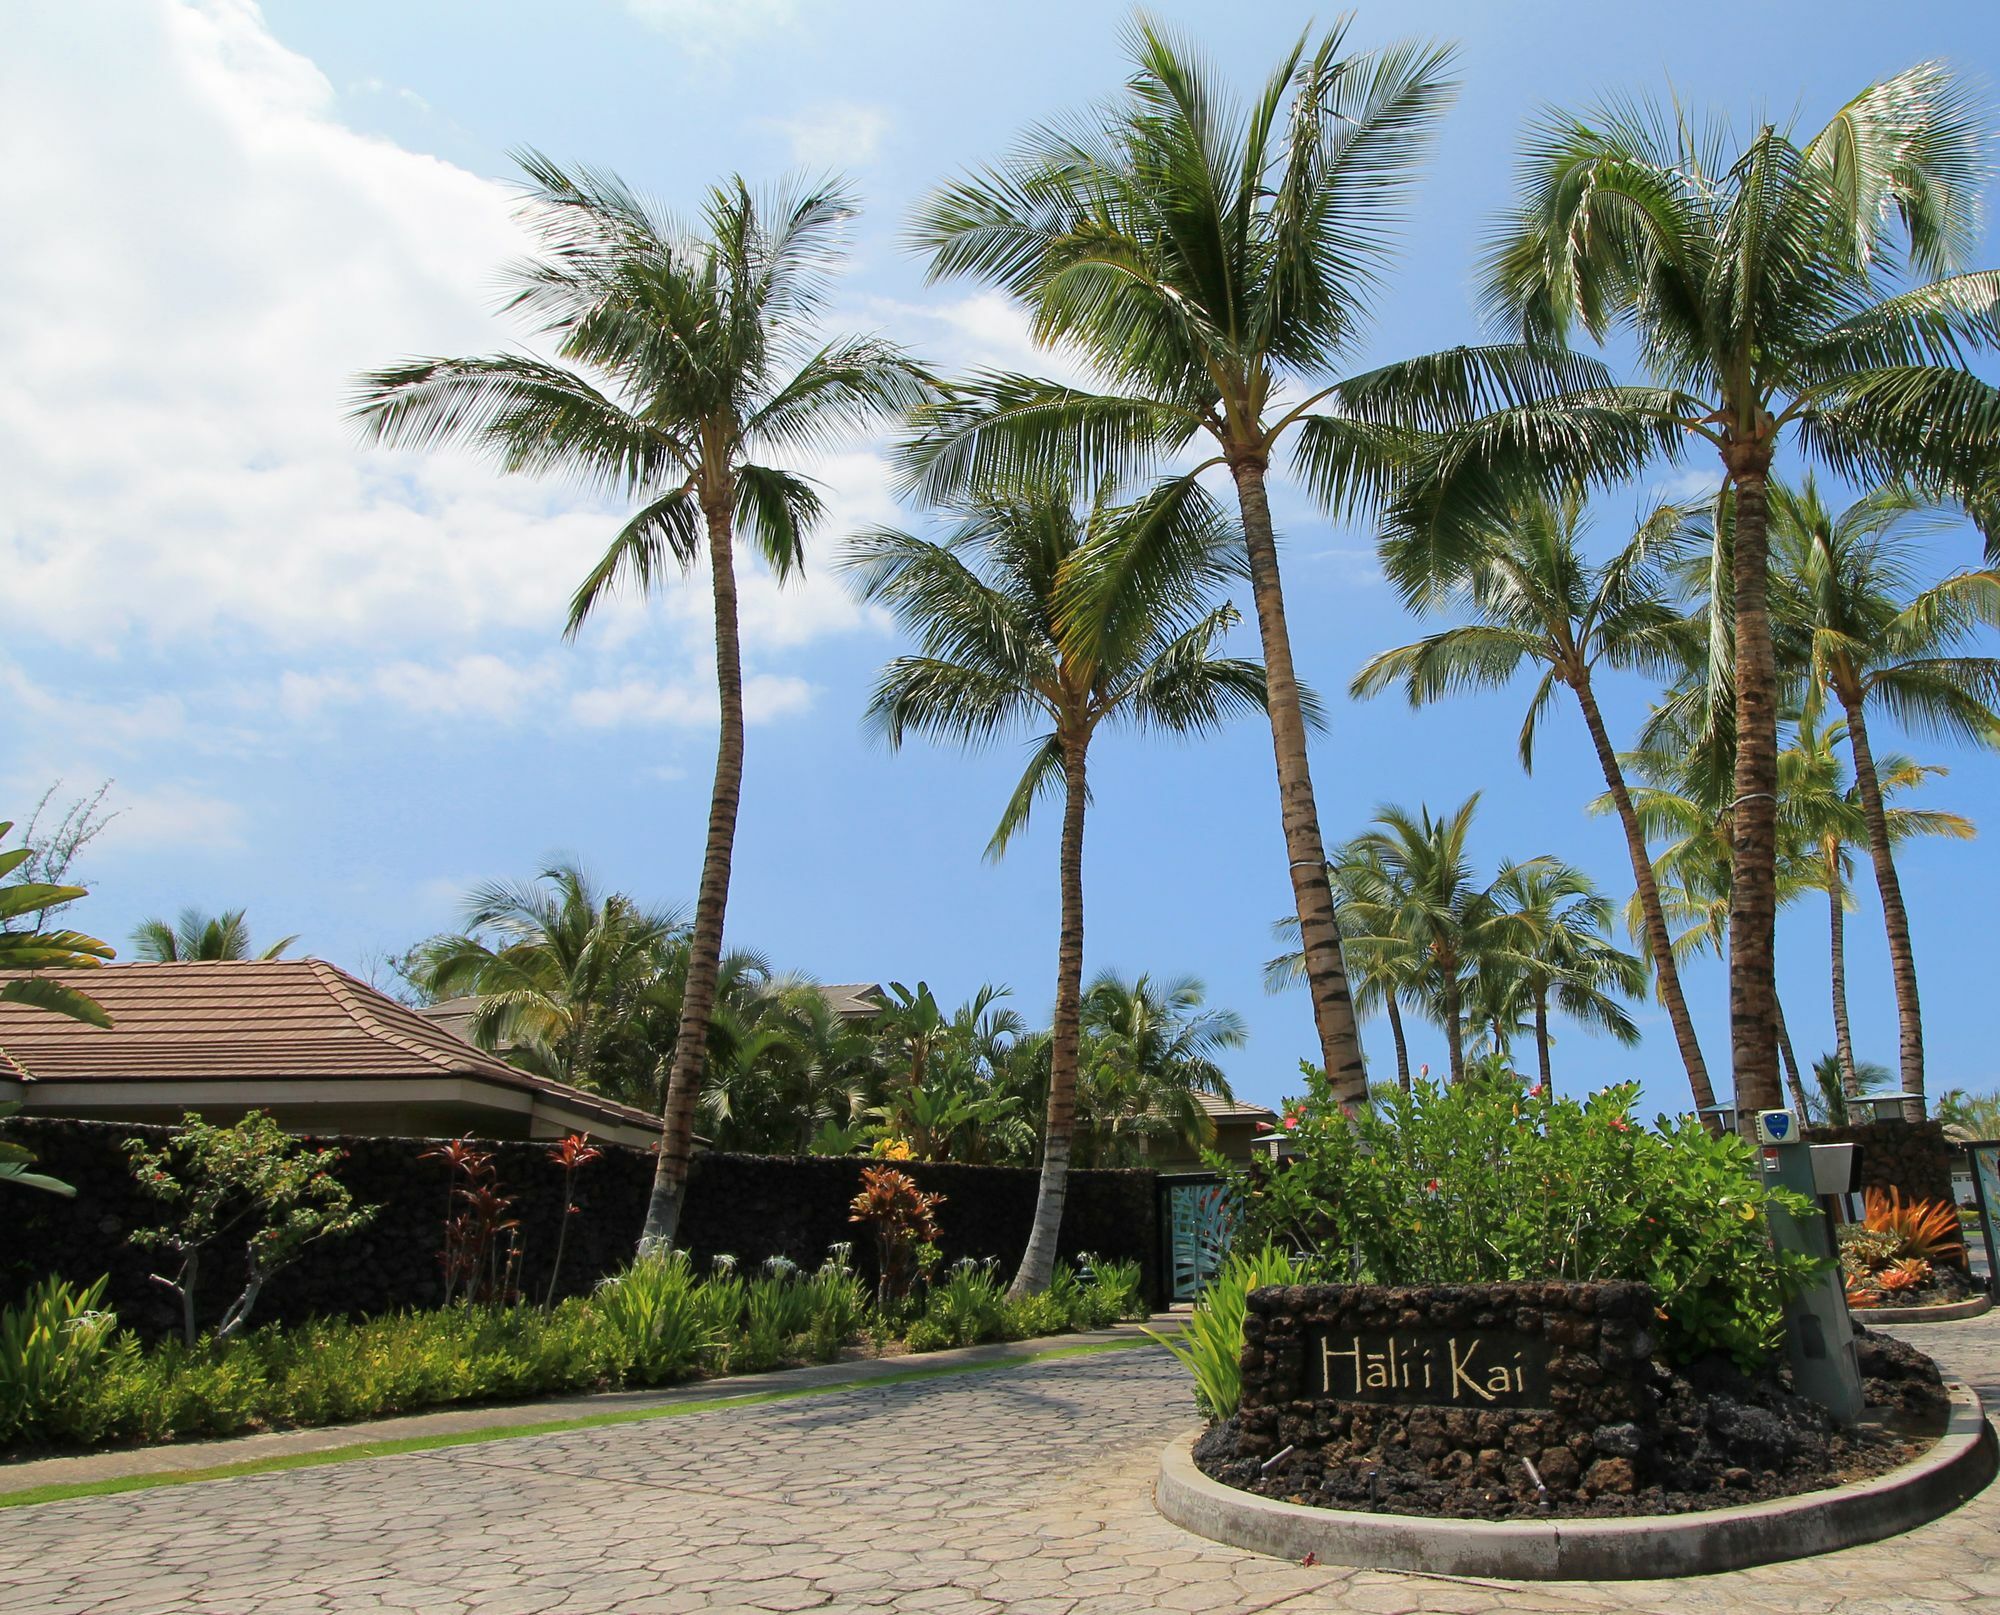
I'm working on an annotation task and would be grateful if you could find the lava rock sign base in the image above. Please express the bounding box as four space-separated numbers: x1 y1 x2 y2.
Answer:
1157 1383 1997 1580
1234 1282 1660 1507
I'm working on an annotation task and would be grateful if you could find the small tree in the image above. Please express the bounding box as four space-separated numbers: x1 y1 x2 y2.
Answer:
848 1166 943 1307
125 1112 374 1345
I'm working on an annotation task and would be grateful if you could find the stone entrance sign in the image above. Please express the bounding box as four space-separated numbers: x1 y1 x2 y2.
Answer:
1235 1282 1665 1503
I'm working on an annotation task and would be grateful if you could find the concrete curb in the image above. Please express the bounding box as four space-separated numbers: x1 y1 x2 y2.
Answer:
1155 1383 1997 1580
1867 1294 1993 1324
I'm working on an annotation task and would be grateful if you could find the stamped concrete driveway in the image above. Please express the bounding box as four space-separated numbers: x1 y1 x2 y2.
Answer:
5 1322 2000 1615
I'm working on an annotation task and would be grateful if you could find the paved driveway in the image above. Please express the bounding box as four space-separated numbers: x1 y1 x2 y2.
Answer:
5 1323 2000 1614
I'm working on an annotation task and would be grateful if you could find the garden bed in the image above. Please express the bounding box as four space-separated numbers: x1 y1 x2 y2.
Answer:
1193 1321 1949 1521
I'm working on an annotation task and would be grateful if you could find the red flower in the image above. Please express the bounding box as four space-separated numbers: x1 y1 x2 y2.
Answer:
1281 1115 1299 1132
1424 1178 1440 1193
1527 1084 1546 1100
1609 1116 1631 1133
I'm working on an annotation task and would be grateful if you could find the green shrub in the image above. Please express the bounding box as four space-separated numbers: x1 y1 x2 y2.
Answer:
1147 1244 1301 1420
0 1275 123 1442
592 1253 711 1385
902 1317 950 1353
922 1259 1009 1347
805 1246 868 1363
1082 1256 1146 1322
1230 1065 1824 1370
740 1257 816 1372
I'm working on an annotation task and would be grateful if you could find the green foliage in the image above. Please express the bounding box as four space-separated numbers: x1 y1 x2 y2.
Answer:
130 907 296 963
0 1102 76 1197
805 1246 869 1363
1147 1245 1305 1421
0 1276 123 1442
125 1112 375 1344
1230 1067 1823 1370
591 1253 713 1386
1083 1256 1147 1322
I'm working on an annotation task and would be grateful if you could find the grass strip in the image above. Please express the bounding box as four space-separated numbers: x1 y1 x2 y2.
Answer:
0 1333 1166 1512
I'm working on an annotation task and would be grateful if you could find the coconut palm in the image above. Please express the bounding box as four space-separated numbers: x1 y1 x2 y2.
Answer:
1807 1054 1892 1128
1769 478 2000 1109
1355 490 1718 1110
1342 796 1528 1084
353 158 931 1251
130 909 298 964
416 862 684 1094
1785 713 1975 1097
1489 858 1646 1088
1401 64 2000 1122
847 477 1271 1294
903 20 1605 1109
1075 970 1244 1165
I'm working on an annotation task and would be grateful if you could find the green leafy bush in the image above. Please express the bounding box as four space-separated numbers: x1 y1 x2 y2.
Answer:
922 1259 1010 1347
1229 1065 1823 1370
0 1275 124 1442
592 1252 712 1385
805 1246 869 1362
1081 1256 1146 1322
1146 1244 1301 1419
740 1257 817 1371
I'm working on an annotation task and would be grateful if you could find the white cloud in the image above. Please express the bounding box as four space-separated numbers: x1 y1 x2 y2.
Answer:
619 0 796 51
568 671 814 729
102 784 247 853
761 101 890 168
0 1 882 689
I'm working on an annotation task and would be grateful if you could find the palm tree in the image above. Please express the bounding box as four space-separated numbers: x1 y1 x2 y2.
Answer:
1076 970 1244 1165
1343 796 1526 1084
1769 479 2000 1110
131 908 298 964
1403 64 2000 1123
847 478 1271 1294
0 820 113 1027
1355 490 1718 1110
1490 858 1646 1088
1807 1053 1892 1128
353 158 931 1252
1785 712 1975 1097
901 20 1596 1110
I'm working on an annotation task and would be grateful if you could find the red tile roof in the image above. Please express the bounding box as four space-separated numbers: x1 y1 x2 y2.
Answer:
0 959 660 1133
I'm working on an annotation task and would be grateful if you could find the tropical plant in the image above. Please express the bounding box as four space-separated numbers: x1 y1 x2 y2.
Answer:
131 908 297 963
1768 477 2000 1108
0 1275 122 1443
1073 971 1244 1166
1339 796 1529 1083
415 863 684 1097
593 1252 714 1385
1146 1244 1304 1420
0 783 115 931
848 1166 943 1306
125 1112 375 1345
1936 1087 2000 1141
420 1138 520 1307
1862 1186 1964 1263
0 1103 75 1197
1489 857 1646 1087
903 18 1553 1109
1357 492 1715 1108
1403 62 2000 1123
0 821 114 1027
848 478 1270 1295
354 156 931 1255
1805 1052 1890 1128
543 1132 604 1308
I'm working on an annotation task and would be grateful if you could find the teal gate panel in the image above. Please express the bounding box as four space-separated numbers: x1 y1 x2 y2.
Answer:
1162 1176 1236 1302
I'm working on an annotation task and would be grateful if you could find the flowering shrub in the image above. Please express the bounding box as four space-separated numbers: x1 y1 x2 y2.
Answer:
849 1166 944 1305
1226 1065 1824 1370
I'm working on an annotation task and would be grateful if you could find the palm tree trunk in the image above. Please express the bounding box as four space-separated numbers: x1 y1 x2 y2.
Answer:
1385 993 1411 1092
638 485 745 1254
1772 989 1810 1118
1827 849 1859 1097
1840 692 1924 1117
1011 729 1088 1298
1572 675 1719 1114
1229 456 1368 1108
1534 990 1552 1089
1724 461 1783 1132
1442 972 1465 1084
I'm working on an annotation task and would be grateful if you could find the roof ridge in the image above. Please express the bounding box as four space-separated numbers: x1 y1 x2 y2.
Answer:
306 959 463 1075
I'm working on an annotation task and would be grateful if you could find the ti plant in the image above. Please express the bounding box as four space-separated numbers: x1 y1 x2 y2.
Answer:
543 1132 604 1309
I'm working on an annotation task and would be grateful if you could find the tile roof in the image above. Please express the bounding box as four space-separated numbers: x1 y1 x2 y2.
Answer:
0 959 660 1133
818 983 884 1019
1193 1091 1277 1122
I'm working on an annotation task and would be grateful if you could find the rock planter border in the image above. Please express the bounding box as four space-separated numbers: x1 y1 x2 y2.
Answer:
1862 1294 1994 1325
1155 1383 1996 1581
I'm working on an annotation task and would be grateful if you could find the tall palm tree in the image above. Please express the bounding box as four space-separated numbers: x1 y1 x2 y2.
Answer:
1344 796 1525 1084
903 20 1595 1109
1490 858 1646 1088
1355 490 1718 1110
131 908 297 964
417 862 683 1093
1077 970 1244 1163
847 478 1271 1294
1769 479 2000 1109
354 158 931 1251
1785 713 1975 1097
1401 64 2000 1124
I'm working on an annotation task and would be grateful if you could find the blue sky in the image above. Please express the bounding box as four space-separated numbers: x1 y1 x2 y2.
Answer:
4 1 1997 1119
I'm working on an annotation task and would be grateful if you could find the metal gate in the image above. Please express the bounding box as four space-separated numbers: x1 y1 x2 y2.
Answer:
1160 1174 1236 1302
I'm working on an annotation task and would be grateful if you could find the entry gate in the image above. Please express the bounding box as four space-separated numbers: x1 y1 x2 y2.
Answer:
1159 1173 1237 1303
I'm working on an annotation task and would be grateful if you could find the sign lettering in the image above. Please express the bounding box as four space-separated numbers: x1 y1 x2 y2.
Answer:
1303 1328 1550 1407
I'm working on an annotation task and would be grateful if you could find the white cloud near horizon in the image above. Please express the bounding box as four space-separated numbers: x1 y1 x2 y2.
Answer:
760 101 891 168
